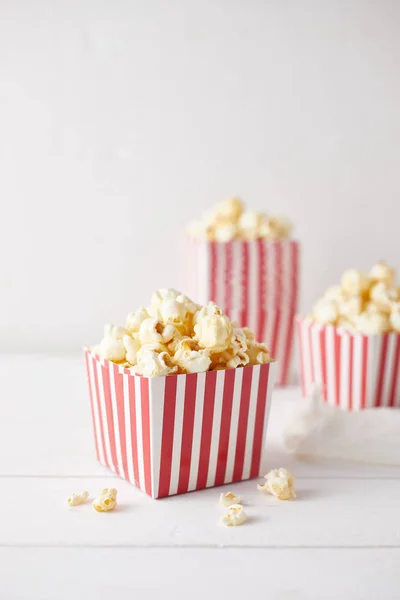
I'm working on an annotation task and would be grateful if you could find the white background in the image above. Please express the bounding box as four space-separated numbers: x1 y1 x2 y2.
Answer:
1 0 400 352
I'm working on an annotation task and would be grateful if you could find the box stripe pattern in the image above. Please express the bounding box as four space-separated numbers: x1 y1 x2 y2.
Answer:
296 317 400 410
185 237 299 386
85 349 277 498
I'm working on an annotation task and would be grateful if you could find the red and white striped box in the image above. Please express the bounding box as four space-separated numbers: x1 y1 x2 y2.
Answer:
297 317 400 410
185 237 299 386
84 349 277 498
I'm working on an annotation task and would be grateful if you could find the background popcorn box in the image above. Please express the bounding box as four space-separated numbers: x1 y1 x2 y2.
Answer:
84 349 277 498
297 317 400 410
185 237 299 386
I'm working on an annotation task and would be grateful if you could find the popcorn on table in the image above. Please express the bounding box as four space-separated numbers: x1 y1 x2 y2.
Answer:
220 504 248 527
67 491 89 506
187 197 292 242
310 262 400 334
258 468 296 501
219 491 242 508
92 289 272 376
93 488 118 512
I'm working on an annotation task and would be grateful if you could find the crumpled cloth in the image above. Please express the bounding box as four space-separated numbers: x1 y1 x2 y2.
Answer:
283 385 400 465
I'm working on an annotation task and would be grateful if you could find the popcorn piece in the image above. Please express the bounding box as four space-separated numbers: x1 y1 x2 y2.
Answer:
369 282 397 313
126 306 149 333
173 338 211 374
67 491 89 506
312 299 338 325
238 210 261 240
220 504 247 527
341 269 368 295
150 288 181 315
390 304 400 332
214 197 244 223
135 343 178 377
135 344 178 377
139 318 164 344
99 324 128 363
369 261 395 287
246 341 271 365
123 334 141 366
258 468 296 500
176 294 200 315
219 491 241 508
193 303 232 352
160 298 187 326
93 488 117 512
214 223 237 242
353 311 390 335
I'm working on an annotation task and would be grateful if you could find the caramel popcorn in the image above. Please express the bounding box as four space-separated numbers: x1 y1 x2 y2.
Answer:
187 197 292 242
257 468 296 500
93 488 118 512
310 262 400 334
220 504 248 527
93 290 272 376
67 491 89 506
219 491 241 508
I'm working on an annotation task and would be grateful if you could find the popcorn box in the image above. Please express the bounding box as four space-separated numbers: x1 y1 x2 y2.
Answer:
185 237 299 386
84 349 277 498
297 317 400 410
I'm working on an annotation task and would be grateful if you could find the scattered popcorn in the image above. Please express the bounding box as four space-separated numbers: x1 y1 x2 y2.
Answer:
220 504 248 527
187 197 292 242
67 491 89 506
257 468 296 500
311 262 400 333
219 491 241 508
93 488 118 512
93 290 272 376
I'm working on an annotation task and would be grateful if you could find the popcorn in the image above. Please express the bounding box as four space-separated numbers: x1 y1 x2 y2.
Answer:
135 344 178 377
139 318 164 344
193 303 232 352
220 504 248 527
67 491 89 506
123 334 141 365
98 325 128 363
126 306 149 333
246 341 270 365
353 311 390 335
93 488 117 512
341 269 369 296
369 282 397 313
369 261 395 287
257 468 296 500
94 291 272 376
219 491 241 508
187 198 292 242
390 305 400 332
173 338 211 374
311 262 400 334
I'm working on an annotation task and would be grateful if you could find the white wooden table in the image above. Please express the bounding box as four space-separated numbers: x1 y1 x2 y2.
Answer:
1 355 399 599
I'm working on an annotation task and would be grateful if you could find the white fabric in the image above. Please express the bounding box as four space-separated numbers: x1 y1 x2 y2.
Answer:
283 385 400 465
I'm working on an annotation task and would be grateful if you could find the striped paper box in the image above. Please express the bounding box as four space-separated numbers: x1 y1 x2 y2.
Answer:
297 317 400 410
84 349 277 498
185 237 299 386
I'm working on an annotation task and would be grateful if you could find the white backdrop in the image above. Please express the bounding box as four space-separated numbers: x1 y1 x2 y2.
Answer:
1 0 400 352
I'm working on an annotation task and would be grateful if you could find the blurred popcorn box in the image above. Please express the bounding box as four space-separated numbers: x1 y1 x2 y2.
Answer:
185 237 300 386
84 349 277 498
296 317 400 410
